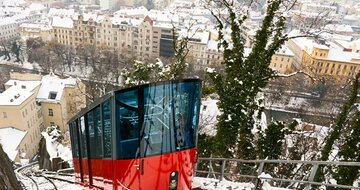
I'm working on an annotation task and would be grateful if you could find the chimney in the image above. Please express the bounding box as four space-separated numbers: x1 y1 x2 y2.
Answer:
21 85 26 89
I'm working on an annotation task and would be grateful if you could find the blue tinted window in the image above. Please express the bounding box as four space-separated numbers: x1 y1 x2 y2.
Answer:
103 100 112 158
173 81 201 150
143 81 201 157
87 110 96 158
69 122 79 158
116 89 140 159
143 84 176 156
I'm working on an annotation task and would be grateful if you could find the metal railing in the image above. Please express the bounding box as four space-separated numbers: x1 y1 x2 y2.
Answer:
194 157 360 190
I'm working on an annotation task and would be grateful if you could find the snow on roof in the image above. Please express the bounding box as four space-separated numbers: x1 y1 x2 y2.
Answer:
0 17 17 26
110 16 142 27
48 8 75 17
276 45 295 56
327 49 360 63
0 127 27 161
178 29 209 44
151 12 179 23
0 80 40 106
334 39 352 49
94 14 105 23
324 24 353 33
36 74 76 102
28 3 47 11
291 36 329 54
2 0 25 6
114 6 148 17
153 22 173 29
82 13 98 22
52 16 73 28
20 23 52 31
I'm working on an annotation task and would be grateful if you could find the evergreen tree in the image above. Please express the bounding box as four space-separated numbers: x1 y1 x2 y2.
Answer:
334 111 360 186
169 27 190 79
257 121 289 160
314 72 360 183
10 38 22 62
208 0 287 159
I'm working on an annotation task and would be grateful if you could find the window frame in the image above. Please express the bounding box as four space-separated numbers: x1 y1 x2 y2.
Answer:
48 109 53 116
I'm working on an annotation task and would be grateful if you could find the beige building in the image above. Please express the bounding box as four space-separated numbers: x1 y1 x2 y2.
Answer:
287 36 360 79
0 77 43 161
36 73 86 133
0 72 86 161
270 46 296 74
19 23 53 42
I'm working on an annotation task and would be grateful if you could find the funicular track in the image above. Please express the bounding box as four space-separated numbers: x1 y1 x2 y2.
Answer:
15 161 75 190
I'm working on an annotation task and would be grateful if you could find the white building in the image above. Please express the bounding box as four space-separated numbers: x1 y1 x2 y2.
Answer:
100 0 114 10
0 13 41 41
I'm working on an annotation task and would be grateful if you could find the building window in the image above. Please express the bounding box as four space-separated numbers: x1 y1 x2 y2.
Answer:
48 109 53 116
2 112 7 118
48 92 57 99
50 122 55 126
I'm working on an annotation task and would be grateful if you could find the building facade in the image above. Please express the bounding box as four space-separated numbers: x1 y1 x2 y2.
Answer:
287 36 360 79
36 73 86 133
0 76 43 161
0 72 86 161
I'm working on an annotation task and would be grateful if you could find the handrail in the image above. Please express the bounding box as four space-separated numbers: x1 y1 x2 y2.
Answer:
197 157 360 166
195 157 360 190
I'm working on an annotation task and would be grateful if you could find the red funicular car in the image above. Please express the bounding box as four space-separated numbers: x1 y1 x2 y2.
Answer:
68 79 202 190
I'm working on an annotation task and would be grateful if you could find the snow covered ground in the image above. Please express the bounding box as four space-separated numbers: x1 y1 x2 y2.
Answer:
193 176 293 190
193 177 254 190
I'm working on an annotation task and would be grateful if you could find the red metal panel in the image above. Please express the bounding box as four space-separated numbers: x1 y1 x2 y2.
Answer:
76 148 196 190
73 158 82 184
139 148 196 190
89 159 104 188
102 160 114 190
81 159 90 186
113 159 140 190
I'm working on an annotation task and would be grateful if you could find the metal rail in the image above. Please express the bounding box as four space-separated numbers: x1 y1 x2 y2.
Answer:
15 162 40 190
16 161 75 190
195 157 360 190
40 175 58 190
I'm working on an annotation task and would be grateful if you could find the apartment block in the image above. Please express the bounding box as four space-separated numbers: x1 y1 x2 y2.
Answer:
270 46 296 74
0 14 41 41
0 72 86 161
0 78 43 161
36 73 86 133
19 22 53 41
287 35 360 79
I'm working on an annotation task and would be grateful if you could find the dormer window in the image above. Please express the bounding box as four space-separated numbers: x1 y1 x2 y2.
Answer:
48 92 57 100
